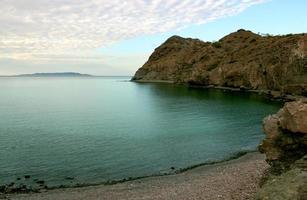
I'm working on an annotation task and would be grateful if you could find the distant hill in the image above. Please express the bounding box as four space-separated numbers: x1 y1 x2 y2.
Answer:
15 72 93 77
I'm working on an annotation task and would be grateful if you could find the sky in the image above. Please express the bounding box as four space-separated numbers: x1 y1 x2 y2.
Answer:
0 0 306 76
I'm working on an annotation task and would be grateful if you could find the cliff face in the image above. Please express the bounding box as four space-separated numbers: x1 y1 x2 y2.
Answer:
133 30 307 96
133 31 307 198
257 100 307 199
259 100 307 172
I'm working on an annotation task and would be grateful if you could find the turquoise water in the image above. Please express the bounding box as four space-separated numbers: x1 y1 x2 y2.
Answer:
0 77 281 188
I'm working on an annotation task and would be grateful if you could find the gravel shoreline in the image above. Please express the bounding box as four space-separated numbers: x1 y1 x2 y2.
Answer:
4 152 269 200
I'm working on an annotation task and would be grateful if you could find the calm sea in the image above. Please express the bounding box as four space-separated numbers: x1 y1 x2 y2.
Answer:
0 77 281 188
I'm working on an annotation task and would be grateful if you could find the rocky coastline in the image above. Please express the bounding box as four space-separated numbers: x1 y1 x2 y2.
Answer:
132 30 307 199
4 98 306 200
257 100 307 199
135 79 306 103
2 30 306 199
132 29 307 97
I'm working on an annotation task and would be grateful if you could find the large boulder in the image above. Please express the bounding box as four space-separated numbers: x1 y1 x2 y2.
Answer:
279 101 307 134
257 100 307 200
259 100 307 171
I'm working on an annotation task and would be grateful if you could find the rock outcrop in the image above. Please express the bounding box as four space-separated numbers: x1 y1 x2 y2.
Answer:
259 100 307 172
132 30 307 198
256 156 307 200
133 30 307 96
257 100 307 199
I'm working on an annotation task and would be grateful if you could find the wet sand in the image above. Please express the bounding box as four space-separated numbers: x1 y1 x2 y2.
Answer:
4 152 269 200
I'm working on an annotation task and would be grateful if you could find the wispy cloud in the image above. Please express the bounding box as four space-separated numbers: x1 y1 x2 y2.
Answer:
0 0 266 57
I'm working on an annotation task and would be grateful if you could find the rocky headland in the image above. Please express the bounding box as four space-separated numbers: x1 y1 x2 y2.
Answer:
3 30 306 199
132 29 306 98
132 30 307 199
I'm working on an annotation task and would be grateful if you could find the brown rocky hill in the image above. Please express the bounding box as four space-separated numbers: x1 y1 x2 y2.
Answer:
132 29 307 96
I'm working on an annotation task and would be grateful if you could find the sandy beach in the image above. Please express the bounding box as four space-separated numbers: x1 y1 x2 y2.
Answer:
4 152 269 200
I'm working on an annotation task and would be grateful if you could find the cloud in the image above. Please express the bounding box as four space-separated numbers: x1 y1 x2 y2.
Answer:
0 0 266 56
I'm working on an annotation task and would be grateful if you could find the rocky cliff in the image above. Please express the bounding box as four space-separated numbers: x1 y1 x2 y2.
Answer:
133 30 307 96
257 100 307 199
132 30 307 198
259 100 307 172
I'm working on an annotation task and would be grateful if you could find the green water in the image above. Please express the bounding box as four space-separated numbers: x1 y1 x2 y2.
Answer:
0 77 281 188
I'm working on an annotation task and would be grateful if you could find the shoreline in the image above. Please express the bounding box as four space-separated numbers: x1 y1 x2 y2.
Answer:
132 79 306 102
5 152 269 200
132 79 175 84
0 150 254 195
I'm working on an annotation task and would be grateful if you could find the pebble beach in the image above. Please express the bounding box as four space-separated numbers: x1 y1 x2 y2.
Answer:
5 152 269 200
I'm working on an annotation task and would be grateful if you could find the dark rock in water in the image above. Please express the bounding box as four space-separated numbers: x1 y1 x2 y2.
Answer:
16 177 21 181
24 175 30 179
8 182 14 187
0 185 5 192
171 167 175 170
240 86 247 91
132 30 307 97
65 177 74 180
36 180 45 185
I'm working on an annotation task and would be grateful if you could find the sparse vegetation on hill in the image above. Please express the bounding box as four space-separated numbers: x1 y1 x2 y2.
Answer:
132 29 307 96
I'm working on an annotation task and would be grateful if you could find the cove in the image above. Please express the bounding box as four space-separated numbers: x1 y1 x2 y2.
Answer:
0 77 281 189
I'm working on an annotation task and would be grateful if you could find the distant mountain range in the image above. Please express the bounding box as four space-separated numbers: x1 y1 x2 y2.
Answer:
12 72 94 77
0 73 134 78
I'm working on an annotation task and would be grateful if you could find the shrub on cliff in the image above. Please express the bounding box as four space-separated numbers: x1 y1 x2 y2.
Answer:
212 41 222 48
